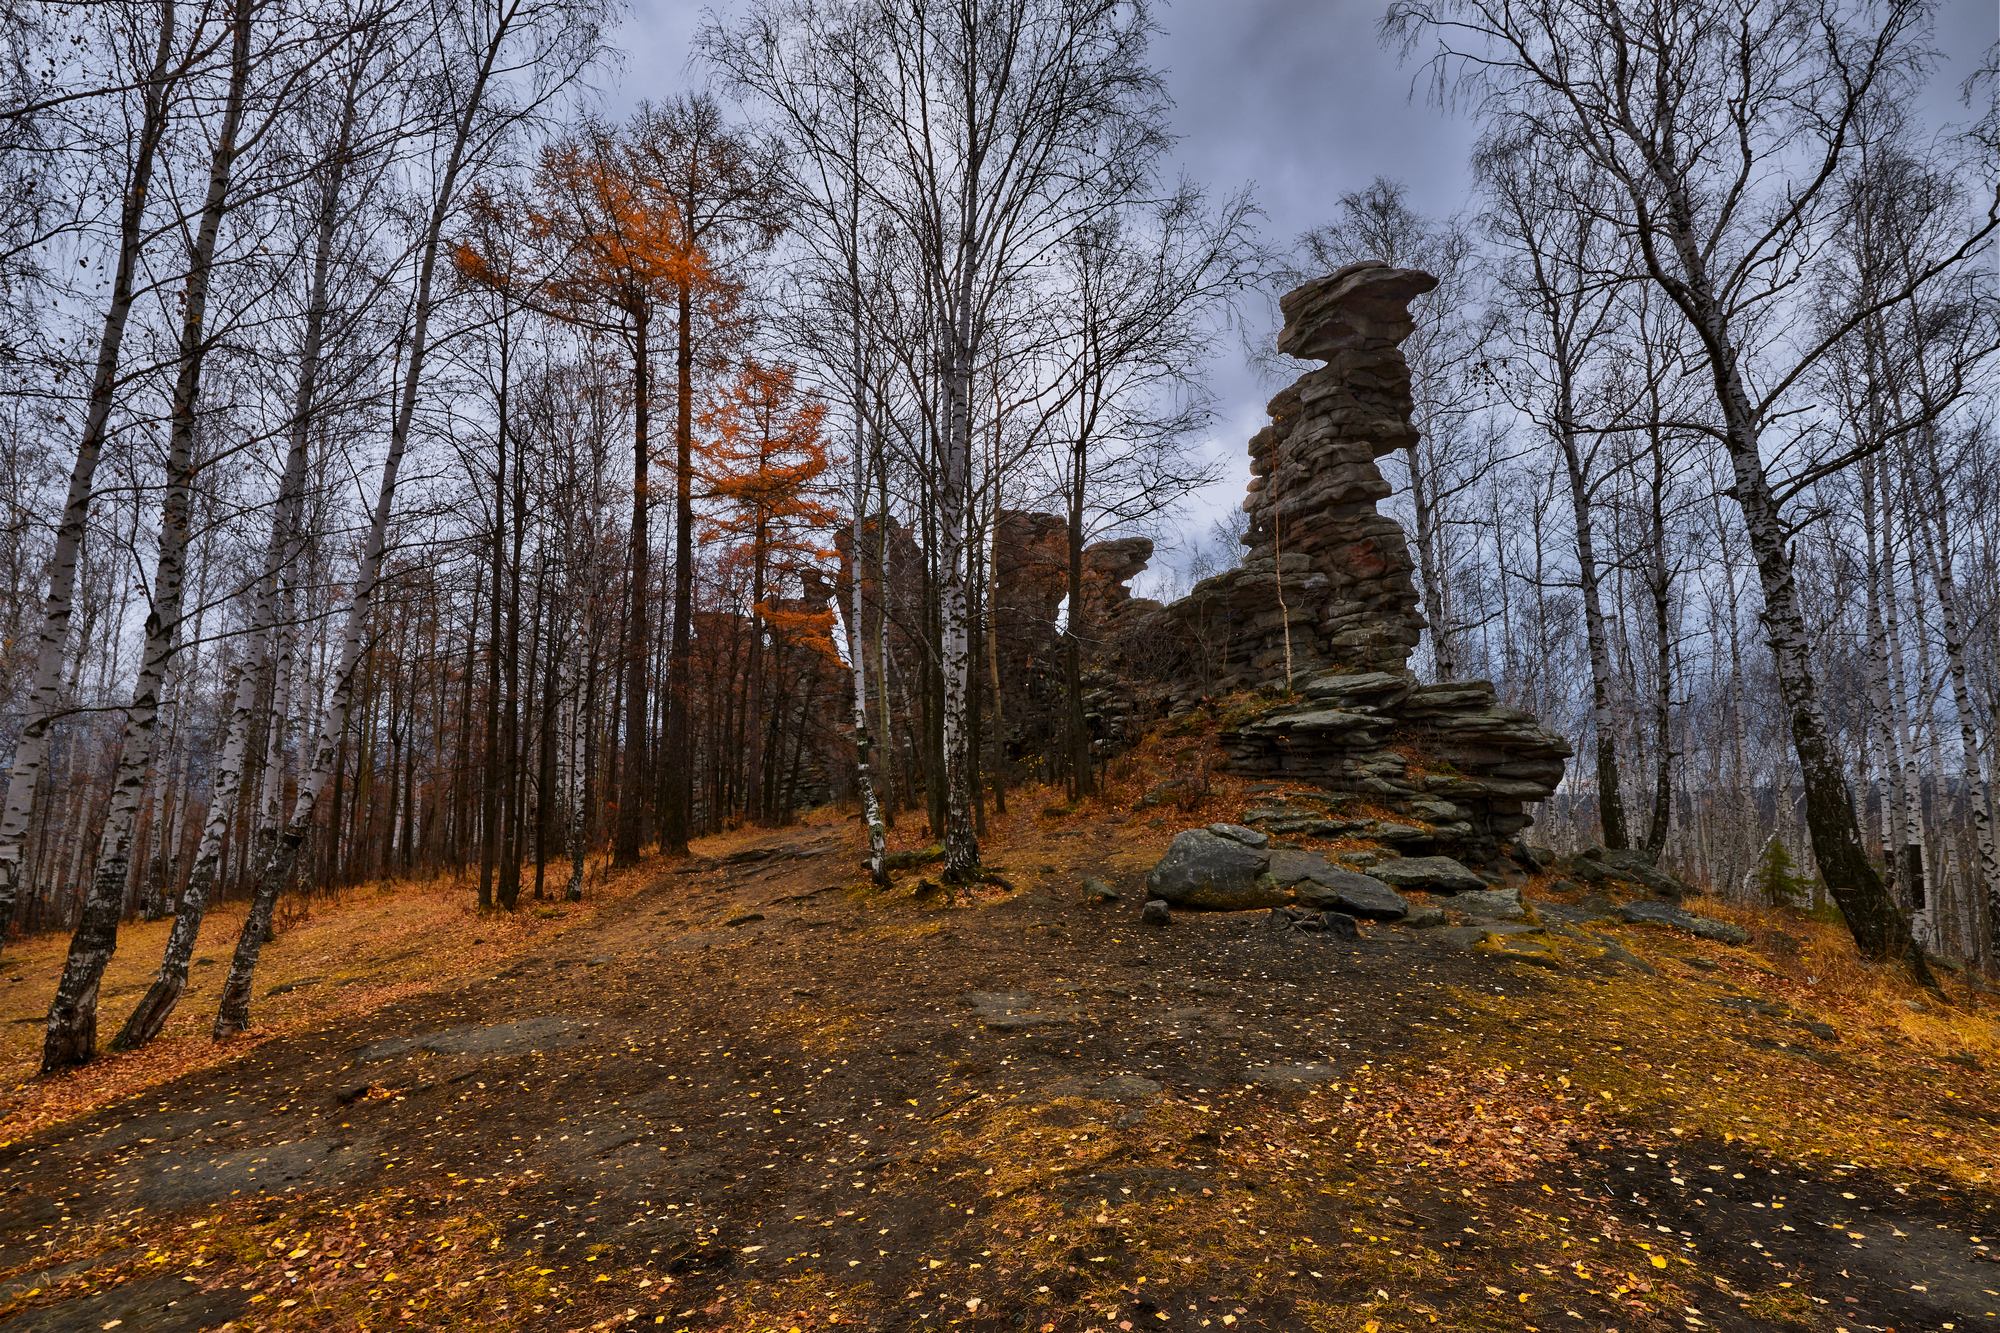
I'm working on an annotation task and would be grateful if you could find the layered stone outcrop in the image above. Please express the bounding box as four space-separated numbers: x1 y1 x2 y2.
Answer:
1151 263 1435 690
1131 262 1571 876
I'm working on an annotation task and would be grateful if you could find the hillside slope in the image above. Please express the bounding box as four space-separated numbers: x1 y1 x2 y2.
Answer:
0 794 1994 1332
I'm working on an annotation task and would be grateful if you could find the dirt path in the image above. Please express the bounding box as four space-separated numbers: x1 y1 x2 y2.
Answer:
0 816 1993 1331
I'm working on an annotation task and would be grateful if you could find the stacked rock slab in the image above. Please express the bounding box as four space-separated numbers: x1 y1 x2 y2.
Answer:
1141 262 1570 875
1153 262 1435 691
1218 668 1569 869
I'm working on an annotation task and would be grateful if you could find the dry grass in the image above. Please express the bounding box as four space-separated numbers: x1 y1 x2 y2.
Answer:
1453 887 2000 1186
0 855 659 1144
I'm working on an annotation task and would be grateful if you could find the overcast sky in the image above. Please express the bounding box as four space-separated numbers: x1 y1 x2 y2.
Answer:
601 0 1996 579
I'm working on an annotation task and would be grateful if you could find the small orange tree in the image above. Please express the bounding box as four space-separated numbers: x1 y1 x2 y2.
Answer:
699 360 839 821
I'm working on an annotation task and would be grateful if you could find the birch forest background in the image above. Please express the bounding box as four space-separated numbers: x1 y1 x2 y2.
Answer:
0 0 1995 1070
7 1 2000 1329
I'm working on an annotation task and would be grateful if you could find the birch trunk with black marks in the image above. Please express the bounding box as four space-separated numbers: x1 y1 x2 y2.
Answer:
846 244 888 880
1636 154 1923 968
939 271 979 880
43 0 253 1073
1910 426 2000 965
213 11 510 1036
111 153 357 1054
0 7 180 947
1706 325 1918 965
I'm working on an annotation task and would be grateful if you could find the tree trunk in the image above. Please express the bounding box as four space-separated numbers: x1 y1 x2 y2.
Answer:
939 277 979 879
212 16 505 1035
1555 413 1626 850
614 312 650 865
661 279 696 854
1715 349 1920 967
0 7 179 947
44 0 252 1072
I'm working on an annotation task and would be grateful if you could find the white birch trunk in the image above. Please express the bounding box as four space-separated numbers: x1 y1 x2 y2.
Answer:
1910 431 2000 965
42 0 253 1071
938 274 979 880
214 13 512 1034
845 206 887 883
0 9 179 946
111 37 363 1051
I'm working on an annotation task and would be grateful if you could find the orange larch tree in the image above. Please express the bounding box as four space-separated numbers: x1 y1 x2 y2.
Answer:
460 121 732 866
700 359 840 822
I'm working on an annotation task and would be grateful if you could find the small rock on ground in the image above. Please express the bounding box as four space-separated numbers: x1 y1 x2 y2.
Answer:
1619 900 1750 944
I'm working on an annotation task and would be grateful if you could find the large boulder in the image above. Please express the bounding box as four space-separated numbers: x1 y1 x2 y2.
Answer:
1145 828 1286 910
1369 854 1486 894
1569 846 1690 900
1268 849 1409 920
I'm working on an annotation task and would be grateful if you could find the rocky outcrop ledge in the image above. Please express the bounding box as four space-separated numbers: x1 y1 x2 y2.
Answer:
1135 262 1573 880
1219 668 1569 870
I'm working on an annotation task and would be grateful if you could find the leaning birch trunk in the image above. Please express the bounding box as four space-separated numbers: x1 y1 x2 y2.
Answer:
213 15 506 1036
1638 180 1923 969
1709 340 1921 968
0 10 179 947
112 49 364 1053
41 0 252 1072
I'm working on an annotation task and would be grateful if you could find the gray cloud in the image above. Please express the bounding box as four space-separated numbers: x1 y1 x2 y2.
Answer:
606 0 1996 575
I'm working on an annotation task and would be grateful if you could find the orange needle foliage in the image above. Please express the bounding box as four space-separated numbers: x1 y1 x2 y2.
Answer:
700 359 840 655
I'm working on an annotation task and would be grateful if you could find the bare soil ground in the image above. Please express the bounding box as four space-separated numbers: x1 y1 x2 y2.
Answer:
0 803 1995 1331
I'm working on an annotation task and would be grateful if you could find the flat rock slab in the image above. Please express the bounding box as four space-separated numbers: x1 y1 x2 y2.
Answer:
356 1013 587 1062
0 1248 140 1307
1244 1062 1340 1088
1041 1074 1164 1102
138 1138 373 1211
2 1274 245 1333
1618 901 1750 944
1370 855 1486 894
962 991 1072 1031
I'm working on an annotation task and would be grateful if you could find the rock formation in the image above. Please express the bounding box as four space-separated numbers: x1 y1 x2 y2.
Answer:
1151 262 1435 688
1133 262 1571 877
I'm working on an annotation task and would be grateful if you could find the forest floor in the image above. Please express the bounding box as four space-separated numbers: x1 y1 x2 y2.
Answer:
0 783 1997 1331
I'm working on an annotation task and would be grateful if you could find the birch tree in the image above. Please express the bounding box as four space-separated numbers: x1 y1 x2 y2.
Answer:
112 10 398 1053
701 0 894 882
41 0 257 1072
856 0 1168 878
1481 134 1636 849
213 0 606 1036
0 0 195 948
1388 0 1998 970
